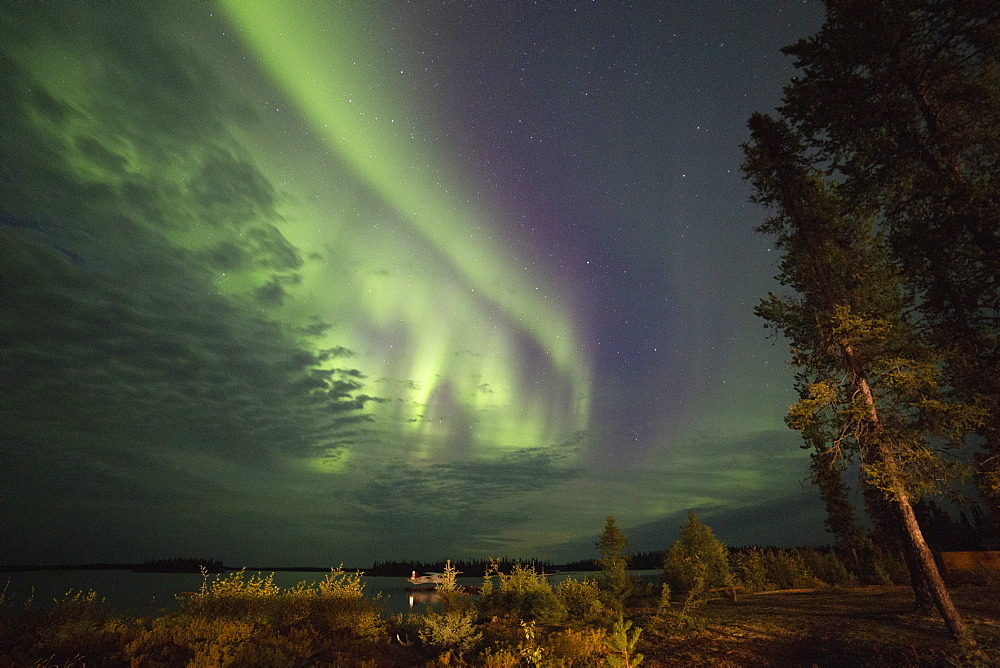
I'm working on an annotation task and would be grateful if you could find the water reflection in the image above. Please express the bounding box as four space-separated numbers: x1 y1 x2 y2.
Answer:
407 589 440 609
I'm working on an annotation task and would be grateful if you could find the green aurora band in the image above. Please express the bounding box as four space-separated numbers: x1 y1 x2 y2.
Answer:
1 1 830 564
215 1 593 466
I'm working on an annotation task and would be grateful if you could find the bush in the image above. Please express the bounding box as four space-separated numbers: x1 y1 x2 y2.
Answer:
417 608 482 653
27 590 132 665
596 516 633 606
182 569 280 623
477 562 566 625
543 626 609 665
555 577 608 626
604 616 644 667
802 549 855 587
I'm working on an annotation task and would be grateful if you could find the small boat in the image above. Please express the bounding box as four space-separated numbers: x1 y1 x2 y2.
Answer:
407 570 445 588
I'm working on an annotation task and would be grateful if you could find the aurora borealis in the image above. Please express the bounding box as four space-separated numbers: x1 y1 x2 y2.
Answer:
2 1 829 567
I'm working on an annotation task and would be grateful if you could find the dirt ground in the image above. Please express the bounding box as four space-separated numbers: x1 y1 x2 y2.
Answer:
638 583 1000 667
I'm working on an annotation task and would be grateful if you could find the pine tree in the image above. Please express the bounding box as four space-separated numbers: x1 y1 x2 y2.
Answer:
777 0 1000 525
743 112 982 638
596 515 632 606
662 512 732 596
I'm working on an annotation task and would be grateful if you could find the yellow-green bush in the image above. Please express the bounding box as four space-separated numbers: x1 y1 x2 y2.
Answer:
417 608 482 653
26 590 133 666
477 562 566 625
182 569 280 623
555 577 607 626
542 626 609 665
127 615 258 667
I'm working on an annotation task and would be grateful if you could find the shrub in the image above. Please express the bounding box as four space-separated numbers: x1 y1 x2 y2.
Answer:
802 548 855 587
127 615 258 667
477 562 566 625
26 590 132 665
308 568 387 640
604 616 644 667
555 577 607 626
542 627 608 665
417 608 482 653
596 515 633 606
764 549 816 589
479 645 520 667
182 569 280 623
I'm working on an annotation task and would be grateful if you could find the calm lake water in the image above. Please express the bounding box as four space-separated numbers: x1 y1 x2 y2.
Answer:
1 570 625 617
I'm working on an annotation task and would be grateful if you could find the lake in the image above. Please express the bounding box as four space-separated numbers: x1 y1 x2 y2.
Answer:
0 569 617 617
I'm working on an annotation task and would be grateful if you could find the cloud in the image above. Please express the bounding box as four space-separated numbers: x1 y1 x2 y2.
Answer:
0 4 380 564
317 435 586 560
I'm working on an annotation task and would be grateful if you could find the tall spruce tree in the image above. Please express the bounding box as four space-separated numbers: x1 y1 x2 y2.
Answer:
743 113 982 638
596 515 632 606
777 0 1000 522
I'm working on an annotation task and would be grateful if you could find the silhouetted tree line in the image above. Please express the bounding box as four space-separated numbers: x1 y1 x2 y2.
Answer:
914 500 992 551
368 557 556 577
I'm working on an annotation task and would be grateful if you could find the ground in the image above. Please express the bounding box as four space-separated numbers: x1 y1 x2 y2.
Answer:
637 584 1000 666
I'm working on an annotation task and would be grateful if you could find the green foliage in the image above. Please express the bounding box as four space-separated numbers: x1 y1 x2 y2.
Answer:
729 547 770 593
555 576 608 626
540 626 609 666
730 547 856 592
26 590 132 666
127 567 387 666
655 583 672 617
436 559 474 614
183 568 280 622
417 608 482 654
744 109 983 504
802 549 855 588
663 512 733 596
477 561 566 625
604 615 644 667
478 644 520 667
776 1 1000 506
596 515 632 605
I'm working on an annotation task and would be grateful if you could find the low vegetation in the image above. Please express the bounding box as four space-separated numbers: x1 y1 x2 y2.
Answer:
3 518 999 666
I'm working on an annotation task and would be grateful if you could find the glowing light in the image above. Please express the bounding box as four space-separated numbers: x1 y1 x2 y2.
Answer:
219 0 591 463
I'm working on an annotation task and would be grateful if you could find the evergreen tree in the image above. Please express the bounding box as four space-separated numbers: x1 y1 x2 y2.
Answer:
777 0 1000 524
595 515 632 605
662 512 732 595
743 112 982 638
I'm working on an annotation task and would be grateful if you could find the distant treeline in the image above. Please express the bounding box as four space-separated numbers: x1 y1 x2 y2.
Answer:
368 551 666 576
367 557 559 577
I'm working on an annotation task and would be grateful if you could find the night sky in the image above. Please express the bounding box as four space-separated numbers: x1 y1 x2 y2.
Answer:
1 1 831 568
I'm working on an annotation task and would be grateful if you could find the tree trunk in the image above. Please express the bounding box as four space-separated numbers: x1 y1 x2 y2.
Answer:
851 370 968 638
887 495 936 614
888 480 967 638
